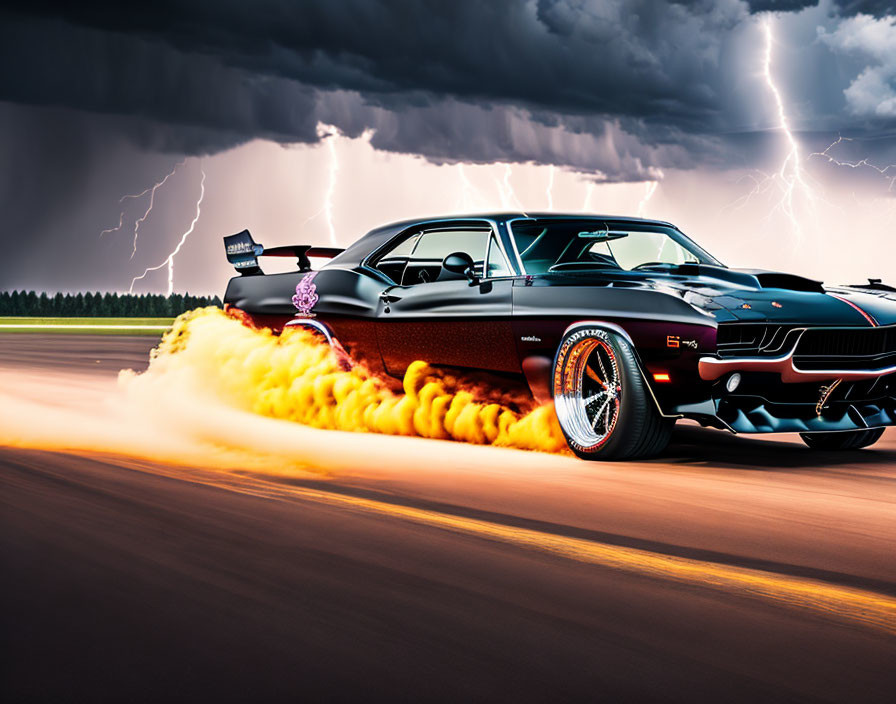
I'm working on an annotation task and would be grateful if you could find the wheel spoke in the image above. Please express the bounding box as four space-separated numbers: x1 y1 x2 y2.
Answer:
584 363 607 389
596 349 609 382
591 397 611 429
583 391 606 405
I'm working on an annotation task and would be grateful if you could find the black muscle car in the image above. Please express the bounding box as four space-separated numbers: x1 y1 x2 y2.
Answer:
223 214 896 460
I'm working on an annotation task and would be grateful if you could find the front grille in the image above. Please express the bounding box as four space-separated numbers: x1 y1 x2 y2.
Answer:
716 323 800 358
795 326 896 356
716 323 896 372
793 325 896 372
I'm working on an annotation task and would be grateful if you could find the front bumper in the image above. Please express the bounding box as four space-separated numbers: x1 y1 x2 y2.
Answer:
714 391 896 434
690 323 896 433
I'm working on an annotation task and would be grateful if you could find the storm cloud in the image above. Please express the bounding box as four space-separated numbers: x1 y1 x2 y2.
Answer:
0 0 893 178
1 1 894 295
819 13 896 117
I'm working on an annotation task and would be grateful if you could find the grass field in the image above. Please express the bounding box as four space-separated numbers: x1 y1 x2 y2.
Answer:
0 317 174 335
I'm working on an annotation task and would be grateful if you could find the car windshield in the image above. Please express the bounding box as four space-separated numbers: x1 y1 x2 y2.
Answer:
509 219 722 274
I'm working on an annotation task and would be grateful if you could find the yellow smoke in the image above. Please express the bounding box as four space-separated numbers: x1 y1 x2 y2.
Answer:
128 307 566 453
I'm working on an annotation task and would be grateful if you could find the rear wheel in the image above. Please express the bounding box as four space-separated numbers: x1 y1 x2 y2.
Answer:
552 327 673 460
799 428 885 450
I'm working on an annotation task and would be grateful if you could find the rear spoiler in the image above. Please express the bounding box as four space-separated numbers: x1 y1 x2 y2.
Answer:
224 229 343 275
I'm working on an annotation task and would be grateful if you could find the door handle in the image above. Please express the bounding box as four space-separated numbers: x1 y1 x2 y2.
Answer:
379 291 402 304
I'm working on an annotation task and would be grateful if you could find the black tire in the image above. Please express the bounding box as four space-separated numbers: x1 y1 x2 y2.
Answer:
552 326 673 460
799 428 885 451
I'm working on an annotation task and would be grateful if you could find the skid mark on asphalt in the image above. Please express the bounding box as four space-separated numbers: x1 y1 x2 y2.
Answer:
122 458 896 636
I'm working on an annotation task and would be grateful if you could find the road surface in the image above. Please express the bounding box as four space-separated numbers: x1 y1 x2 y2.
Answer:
2 334 895 702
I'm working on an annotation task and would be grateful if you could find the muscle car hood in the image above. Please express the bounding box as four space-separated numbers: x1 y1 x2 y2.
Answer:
650 267 896 326
536 264 896 327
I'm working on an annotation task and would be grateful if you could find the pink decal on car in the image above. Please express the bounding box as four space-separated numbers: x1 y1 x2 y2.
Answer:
292 272 319 316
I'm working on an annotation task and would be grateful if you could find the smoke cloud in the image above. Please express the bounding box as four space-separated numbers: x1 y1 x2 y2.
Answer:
0 309 578 480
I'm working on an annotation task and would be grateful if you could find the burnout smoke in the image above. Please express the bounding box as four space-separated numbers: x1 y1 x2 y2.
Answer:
129 307 566 453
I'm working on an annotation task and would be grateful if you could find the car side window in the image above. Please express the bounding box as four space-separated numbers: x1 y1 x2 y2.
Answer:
400 229 491 285
486 235 512 277
370 232 420 283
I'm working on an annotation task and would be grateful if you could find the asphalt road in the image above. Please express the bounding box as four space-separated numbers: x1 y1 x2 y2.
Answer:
2 335 896 703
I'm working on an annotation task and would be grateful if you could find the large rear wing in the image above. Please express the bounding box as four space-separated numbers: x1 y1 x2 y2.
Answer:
224 229 343 275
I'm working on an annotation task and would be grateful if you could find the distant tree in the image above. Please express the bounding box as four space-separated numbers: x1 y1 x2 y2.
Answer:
1 289 224 316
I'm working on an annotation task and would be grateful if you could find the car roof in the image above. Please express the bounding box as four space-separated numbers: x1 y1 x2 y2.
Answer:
377 212 675 230
330 212 678 268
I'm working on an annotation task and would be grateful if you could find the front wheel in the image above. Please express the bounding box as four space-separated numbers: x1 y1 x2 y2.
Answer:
799 428 885 451
552 327 673 460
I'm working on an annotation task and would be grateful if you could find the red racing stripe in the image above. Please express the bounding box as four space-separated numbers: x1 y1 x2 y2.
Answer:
828 293 879 327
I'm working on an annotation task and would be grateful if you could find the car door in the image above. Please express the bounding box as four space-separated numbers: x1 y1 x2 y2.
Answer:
372 225 521 376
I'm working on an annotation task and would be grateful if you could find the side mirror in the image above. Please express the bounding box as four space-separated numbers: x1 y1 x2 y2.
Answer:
442 251 479 284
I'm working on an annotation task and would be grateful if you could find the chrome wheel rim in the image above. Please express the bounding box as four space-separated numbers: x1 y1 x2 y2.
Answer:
554 331 622 450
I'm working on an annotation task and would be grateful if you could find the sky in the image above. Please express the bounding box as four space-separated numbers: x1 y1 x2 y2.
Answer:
0 0 894 295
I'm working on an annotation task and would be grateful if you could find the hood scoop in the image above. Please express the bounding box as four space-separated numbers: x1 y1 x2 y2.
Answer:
672 264 824 293
741 270 825 293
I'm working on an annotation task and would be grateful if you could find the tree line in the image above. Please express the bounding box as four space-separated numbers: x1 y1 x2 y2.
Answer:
0 290 223 317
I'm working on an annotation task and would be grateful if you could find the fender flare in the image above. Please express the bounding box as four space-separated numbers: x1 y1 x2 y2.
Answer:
283 318 355 370
283 318 336 346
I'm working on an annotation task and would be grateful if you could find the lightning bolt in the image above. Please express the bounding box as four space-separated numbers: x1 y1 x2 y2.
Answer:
293 125 346 234
758 16 818 242
321 125 340 245
581 181 594 212
457 164 479 211
726 18 824 237
130 167 206 295
100 162 183 243
723 169 772 212
495 164 524 210
637 181 658 217
129 161 184 260
100 212 127 238
546 164 555 210
809 135 896 191
298 205 325 228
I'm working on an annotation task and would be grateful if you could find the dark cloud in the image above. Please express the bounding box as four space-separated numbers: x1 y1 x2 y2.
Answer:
831 1 896 17
745 0 895 15
0 13 321 155
4 1 741 121
0 0 751 174
1 1 893 294
0 1 892 180
745 1 819 13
